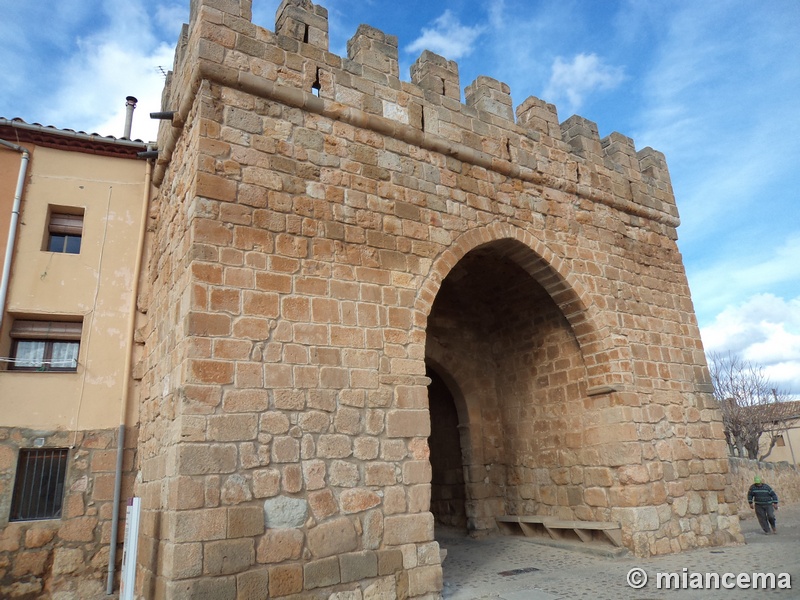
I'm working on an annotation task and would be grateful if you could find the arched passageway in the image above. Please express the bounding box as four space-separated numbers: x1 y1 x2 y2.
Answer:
426 241 589 535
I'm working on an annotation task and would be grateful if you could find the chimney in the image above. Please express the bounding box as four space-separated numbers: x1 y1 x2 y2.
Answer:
123 96 138 139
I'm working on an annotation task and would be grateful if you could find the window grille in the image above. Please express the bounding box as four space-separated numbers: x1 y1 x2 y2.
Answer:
10 448 69 521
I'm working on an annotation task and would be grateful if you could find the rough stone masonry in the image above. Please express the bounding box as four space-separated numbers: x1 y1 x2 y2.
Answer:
135 0 744 597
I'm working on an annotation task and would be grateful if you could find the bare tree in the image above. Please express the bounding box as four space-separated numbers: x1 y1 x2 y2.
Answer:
708 352 799 461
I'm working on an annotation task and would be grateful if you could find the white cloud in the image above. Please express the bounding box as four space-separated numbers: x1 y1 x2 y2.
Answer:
406 10 485 60
487 1 505 30
701 294 800 394
542 53 624 114
73 43 176 142
34 2 180 142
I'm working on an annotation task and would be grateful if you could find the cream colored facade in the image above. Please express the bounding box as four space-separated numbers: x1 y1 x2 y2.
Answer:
0 145 146 429
0 120 148 599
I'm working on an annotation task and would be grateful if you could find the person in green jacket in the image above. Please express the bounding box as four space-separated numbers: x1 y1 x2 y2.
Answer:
747 475 779 534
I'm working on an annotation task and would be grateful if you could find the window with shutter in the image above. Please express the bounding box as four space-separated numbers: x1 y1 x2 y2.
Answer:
47 212 83 254
9 320 82 371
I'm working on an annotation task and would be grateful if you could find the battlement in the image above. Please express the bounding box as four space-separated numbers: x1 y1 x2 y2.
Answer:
157 0 678 227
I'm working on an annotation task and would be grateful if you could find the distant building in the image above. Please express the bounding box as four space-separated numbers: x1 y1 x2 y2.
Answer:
760 401 800 465
0 118 147 598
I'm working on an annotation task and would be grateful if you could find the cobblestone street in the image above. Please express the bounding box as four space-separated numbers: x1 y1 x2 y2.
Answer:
440 504 800 599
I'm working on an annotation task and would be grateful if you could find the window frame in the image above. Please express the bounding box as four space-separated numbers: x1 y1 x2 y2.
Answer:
46 211 84 255
8 320 82 372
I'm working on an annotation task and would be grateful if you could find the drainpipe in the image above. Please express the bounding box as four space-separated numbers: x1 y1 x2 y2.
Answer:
106 156 151 595
0 138 30 331
123 96 138 140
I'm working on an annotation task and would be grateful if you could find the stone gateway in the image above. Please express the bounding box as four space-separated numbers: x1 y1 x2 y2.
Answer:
136 0 743 597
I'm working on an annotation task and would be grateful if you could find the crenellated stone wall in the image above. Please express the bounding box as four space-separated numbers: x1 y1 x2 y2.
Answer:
135 0 743 597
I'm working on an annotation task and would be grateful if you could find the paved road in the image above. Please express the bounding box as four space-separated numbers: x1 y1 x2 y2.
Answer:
439 504 800 599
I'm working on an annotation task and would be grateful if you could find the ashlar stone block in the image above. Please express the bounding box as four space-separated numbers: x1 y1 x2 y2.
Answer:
304 556 341 590
204 538 255 575
383 513 434 546
307 517 358 558
257 528 303 563
340 550 378 583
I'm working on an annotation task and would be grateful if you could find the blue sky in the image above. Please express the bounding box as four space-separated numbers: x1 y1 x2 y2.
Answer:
2 0 799 392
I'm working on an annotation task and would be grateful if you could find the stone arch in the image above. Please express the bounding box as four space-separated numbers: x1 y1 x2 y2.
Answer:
424 357 469 529
425 339 503 532
418 223 638 532
424 339 489 472
414 222 629 392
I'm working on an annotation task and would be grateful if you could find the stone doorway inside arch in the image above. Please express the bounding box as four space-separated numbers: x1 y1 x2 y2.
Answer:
425 241 590 540
427 366 468 530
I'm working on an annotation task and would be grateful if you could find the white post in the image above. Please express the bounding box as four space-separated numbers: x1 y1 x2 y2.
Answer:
119 497 141 600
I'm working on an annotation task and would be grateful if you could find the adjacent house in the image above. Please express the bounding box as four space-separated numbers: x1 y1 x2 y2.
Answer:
0 118 148 598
